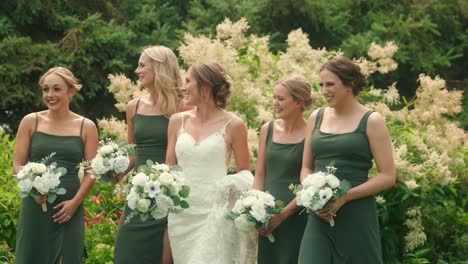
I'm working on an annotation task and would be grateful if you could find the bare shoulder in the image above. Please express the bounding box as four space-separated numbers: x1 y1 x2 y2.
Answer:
82 117 97 131
18 112 38 132
126 98 139 112
307 108 320 123
367 111 386 128
226 112 247 130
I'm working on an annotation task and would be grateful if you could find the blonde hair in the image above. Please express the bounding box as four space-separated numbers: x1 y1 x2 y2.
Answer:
189 62 231 109
142 45 182 117
275 74 313 111
39 66 82 91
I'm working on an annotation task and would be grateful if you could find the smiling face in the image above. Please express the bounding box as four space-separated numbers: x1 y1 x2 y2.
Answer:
181 69 203 106
319 69 353 108
273 84 301 119
135 53 155 89
41 73 74 110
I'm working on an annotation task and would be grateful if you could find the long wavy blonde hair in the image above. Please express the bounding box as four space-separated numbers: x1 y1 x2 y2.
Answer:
142 45 182 117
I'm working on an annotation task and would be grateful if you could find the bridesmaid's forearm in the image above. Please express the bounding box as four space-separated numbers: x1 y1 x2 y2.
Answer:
72 174 95 204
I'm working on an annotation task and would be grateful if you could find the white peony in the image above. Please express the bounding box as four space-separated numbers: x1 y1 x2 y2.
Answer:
18 178 33 193
132 173 149 186
98 145 114 155
159 172 174 186
31 163 47 174
325 174 340 189
32 176 50 194
126 188 140 210
307 172 327 189
113 156 130 173
298 189 314 207
153 164 170 172
91 156 108 176
144 181 161 198
136 199 151 213
234 214 254 231
151 207 169 219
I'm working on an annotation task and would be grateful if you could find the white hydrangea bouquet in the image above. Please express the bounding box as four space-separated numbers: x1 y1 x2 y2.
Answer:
87 139 134 183
290 164 351 227
16 153 67 212
226 189 284 243
124 160 190 223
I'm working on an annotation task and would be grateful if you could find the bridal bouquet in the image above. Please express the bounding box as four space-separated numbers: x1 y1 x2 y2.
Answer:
16 153 67 212
226 189 284 243
87 139 134 183
124 161 190 223
290 164 351 227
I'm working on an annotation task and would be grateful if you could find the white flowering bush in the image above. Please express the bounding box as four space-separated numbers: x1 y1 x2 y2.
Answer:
87 139 134 184
16 153 67 212
291 165 351 227
226 189 284 242
125 161 190 223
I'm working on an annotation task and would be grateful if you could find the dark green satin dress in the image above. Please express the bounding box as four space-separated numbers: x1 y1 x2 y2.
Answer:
299 108 383 264
15 114 85 264
114 100 169 264
257 122 307 264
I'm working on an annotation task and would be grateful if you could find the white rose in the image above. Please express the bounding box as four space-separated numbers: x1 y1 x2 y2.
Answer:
151 207 169 220
153 163 170 172
42 173 60 188
126 188 140 210
159 172 174 186
144 181 161 198
156 195 174 210
234 214 254 231
113 156 129 173
98 145 114 155
299 189 315 208
91 156 108 176
136 199 151 213
307 172 326 189
31 163 47 174
250 201 267 223
32 176 49 194
232 200 245 214
132 173 149 186
18 178 33 193
241 196 257 208
326 174 340 189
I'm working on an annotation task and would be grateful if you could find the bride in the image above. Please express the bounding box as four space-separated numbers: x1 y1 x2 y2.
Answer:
166 62 257 263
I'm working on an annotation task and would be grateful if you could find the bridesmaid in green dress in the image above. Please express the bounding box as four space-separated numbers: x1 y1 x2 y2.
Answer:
13 67 99 264
299 56 396 263
253 74 313 264
113 45 185 264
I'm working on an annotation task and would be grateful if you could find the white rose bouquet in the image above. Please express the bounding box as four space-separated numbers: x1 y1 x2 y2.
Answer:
16 153 67 212
125 160 190 223
226 189 284 243
86 139 134 183
290 164 351 227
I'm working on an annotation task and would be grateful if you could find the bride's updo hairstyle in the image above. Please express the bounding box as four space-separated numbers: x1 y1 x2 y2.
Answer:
320 55 368 96
189 62 231 109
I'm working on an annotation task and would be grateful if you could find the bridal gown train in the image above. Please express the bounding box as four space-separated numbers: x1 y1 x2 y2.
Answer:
168 116 257 264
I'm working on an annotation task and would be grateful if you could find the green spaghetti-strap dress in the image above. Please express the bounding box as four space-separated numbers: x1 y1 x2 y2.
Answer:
299 108 383 264
113 99 169 264
257 122 307 264
15 114 85 264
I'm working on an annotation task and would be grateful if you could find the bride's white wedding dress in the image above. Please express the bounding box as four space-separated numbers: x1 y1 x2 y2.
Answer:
168 116 257 264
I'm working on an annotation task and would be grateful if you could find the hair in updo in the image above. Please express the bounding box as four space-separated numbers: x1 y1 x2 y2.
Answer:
275 74 314 111
39 66 82 91
189 62 231 109
320 55 368 95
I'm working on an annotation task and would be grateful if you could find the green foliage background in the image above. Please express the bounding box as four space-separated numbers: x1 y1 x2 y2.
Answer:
1 0 467 132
